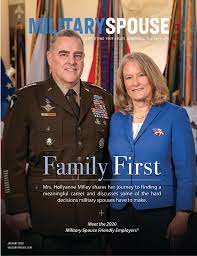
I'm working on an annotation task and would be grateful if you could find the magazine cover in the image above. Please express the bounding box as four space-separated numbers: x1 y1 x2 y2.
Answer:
1 0 197 255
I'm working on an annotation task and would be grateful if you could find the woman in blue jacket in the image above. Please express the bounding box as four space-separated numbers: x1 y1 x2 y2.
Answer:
108 52 196 254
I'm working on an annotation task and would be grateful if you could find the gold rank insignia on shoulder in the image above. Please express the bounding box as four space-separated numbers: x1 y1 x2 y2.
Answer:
152 128 164 136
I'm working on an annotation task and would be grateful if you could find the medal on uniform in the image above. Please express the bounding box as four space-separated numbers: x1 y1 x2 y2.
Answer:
41 113 56 117
92 95 108 119
99 138 105 149
95 118 101 125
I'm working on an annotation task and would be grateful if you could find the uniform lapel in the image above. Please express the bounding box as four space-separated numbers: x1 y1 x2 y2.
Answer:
79 82 93 124
133 105 162 143
46 77 74 116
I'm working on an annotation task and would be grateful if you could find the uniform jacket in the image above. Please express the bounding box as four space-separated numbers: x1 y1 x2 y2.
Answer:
108 102 196 211
2 77 114 235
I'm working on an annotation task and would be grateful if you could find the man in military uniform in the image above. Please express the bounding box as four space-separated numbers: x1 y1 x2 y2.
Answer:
2 30 114 254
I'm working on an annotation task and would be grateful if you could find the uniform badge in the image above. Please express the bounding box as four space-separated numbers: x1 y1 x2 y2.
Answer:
41 98 55 112
152 128 164 136
93 95 103 100
46 137 53 146
99 138 105 149
3 169 10 193
41 113 56 117
95 118 101 125
92 95 108 119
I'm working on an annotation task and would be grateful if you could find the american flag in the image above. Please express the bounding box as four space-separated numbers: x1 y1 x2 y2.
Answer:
1 59 15 121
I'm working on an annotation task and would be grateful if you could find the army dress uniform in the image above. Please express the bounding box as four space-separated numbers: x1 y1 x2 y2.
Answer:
2 77 114 240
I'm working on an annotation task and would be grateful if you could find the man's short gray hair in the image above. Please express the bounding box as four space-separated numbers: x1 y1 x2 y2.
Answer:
49 29 84 50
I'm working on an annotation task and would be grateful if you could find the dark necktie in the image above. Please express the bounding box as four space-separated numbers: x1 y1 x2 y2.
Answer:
66 89 80 118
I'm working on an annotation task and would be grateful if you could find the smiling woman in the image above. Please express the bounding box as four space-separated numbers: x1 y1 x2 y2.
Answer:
108 52 196 254
115 52 168 116
123 60 153 105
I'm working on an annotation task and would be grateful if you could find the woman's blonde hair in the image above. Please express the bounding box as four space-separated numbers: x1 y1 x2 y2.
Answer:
115 52 169 114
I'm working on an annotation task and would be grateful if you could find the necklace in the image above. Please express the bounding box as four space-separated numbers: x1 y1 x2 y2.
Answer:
132 114 147 119
132 111 149 119
132 106 151 119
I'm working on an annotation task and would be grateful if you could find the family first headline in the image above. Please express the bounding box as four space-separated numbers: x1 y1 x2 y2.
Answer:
29 17 170 35
43 155 161 181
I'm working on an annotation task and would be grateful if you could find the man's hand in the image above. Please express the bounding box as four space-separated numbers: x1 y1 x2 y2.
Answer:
6 212 32 230
166 211 190 249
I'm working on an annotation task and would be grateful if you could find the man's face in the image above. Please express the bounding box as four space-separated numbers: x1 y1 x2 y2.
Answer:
47 36 84 87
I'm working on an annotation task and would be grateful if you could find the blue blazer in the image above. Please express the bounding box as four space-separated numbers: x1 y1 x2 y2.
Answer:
108 102 196 211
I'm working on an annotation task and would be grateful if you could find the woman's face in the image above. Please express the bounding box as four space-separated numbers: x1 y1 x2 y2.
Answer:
123 60 153 103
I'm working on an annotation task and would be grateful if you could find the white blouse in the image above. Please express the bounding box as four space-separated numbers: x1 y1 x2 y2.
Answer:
132 123 143 139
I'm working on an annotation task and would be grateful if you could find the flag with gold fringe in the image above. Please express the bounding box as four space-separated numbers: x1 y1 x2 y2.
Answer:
165 0 196 106
88 0 130 93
